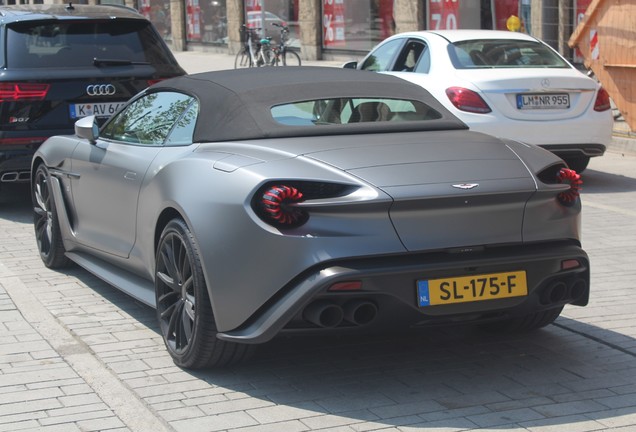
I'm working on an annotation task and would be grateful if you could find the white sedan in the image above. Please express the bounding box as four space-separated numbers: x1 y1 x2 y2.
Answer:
345 30 612 172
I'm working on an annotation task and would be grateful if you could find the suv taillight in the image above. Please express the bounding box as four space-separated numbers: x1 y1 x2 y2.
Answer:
593 87 611 112
0 83 50 102
446 87 492 113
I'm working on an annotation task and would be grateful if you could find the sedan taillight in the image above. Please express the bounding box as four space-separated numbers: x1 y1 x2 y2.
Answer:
260 185 307 226
445 87 492 114
593 87 611 112
0 83 50 102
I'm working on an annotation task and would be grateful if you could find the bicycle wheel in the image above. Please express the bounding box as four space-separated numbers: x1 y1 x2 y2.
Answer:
282 50 301 66
234 50 252 68
261 47 275 66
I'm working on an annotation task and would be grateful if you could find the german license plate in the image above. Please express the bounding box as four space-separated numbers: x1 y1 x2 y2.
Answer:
417 271 527 307
69 102 125 119
517 93 570 109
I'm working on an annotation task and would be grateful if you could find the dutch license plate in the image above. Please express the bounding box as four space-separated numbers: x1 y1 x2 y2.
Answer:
69 102 125 119
417 271 527 307
517 93 570 109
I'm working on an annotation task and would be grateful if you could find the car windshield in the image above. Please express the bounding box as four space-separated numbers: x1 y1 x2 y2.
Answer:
449 39 570 69
7 19 174 68
271 97 442 126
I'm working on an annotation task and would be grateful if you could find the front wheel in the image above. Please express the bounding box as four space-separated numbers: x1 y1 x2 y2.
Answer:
155 218 254 368
32 164 70 269
281 50 301 66
234 50 252 68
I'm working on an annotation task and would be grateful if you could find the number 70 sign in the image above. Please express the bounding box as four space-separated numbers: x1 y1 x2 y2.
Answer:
428 0 459 30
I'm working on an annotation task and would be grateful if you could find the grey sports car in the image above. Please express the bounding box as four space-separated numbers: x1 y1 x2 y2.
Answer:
32 67 589 369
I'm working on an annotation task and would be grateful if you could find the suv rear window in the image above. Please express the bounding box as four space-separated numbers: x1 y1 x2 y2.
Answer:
7 19 174 68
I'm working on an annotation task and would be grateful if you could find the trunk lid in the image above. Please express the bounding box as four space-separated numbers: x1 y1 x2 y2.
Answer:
303 130 537 251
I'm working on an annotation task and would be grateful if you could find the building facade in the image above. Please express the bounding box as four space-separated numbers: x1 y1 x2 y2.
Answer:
3 0 593 63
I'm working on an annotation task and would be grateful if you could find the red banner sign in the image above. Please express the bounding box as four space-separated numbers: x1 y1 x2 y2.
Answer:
323 0 345 47
428 0 459 30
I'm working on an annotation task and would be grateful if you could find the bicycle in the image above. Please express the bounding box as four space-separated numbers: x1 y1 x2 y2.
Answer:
234 25 274 68
270 22 301 66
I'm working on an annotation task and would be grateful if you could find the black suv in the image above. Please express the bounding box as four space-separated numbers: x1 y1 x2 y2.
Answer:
0 3 185 190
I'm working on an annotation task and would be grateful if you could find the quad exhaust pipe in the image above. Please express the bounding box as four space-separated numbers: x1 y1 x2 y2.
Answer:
303 299 378 328
540 278 588 306
1 171 31 182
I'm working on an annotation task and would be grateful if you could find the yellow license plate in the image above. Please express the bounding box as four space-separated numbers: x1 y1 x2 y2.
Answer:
417 271 527 307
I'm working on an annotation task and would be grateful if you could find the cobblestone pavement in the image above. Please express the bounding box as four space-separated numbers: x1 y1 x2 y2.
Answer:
1 52 635 431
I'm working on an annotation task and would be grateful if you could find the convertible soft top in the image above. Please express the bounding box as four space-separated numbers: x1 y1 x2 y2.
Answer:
152 67 467 142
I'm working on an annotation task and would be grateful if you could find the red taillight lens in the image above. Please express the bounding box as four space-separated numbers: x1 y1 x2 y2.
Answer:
0 83 50 102
260 185 308 226
593 87 611 112
328 281 362 292
556 168 582 205
446 87 492 113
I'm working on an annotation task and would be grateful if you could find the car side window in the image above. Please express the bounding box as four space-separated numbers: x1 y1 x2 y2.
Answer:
359 39 403 72
165 100 199 146
101 91 195 146
393 40 428 73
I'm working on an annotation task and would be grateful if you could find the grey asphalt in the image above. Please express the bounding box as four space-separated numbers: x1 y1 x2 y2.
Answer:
1 51 636 432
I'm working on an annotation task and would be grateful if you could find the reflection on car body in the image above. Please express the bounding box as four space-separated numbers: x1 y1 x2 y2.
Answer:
32 67 589 369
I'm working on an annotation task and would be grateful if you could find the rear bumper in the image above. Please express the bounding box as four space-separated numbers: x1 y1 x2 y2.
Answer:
217 241 589 344
0 130 71 182
538 143 606 158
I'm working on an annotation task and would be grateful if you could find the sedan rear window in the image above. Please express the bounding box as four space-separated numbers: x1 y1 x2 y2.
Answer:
7 19 174 68
449 39 570 69
272 98 442 126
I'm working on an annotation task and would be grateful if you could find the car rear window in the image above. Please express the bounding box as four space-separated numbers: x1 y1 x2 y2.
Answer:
448 39 570 69
271 98 442 126
7 19 174 68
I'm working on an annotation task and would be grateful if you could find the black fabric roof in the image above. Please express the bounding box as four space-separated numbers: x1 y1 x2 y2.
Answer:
153 67 467 143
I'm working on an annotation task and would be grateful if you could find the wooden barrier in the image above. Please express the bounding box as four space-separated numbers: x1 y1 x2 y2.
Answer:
568 0 636 132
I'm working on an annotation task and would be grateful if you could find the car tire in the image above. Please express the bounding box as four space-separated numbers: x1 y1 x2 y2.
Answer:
483 306 563 333
563 156 590 173
155 218 254 369
32 164 70 269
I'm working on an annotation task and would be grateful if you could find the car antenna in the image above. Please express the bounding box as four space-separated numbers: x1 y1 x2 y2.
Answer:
66 2 75 11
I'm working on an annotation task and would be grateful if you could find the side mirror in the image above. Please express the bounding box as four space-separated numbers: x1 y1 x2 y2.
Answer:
342 61 358 69
75 115 99 144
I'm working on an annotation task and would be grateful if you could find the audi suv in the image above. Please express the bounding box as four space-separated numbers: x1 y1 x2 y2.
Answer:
0 3 185 192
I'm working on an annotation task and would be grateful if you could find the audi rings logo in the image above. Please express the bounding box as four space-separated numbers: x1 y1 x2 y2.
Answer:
86 84 116 96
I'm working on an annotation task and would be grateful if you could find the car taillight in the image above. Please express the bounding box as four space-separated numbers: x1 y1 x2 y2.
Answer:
445 87 491 113
0 83 50 102
593 87 611 112
556 168 582 205
254 181 354 228
260 185 308 226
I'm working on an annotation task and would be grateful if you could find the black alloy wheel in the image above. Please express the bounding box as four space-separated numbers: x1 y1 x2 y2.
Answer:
155 218 253 369
32 164 70 269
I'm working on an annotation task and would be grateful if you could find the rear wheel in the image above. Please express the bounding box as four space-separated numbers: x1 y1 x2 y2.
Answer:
155 218 254 369
32 164 70 269
282 50 301 66
234 50 252 68
482 306 564 333
563 156 590 173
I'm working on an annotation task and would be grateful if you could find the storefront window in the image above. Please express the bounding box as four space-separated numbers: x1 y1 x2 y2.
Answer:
246 0 300 48
187 0 227 44
139 0 171 41
322 0 395 51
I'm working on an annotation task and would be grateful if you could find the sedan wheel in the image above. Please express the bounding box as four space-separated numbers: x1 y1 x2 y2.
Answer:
155 218 253 369
32 164 70 268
